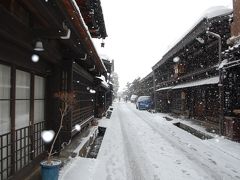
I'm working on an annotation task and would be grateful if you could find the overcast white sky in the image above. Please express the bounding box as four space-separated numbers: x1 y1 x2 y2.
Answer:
93 0 232 91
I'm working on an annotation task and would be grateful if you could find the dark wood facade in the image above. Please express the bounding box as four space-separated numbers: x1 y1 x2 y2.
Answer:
221 0 240 141
139 72 154 100
151 10 232 134
94 59 114 118
134 5 240 141
0 0 109 179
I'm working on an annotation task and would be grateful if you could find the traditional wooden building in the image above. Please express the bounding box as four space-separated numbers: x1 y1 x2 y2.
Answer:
152 8 232 134
139 72 154 97
94 58 114 117
221 0 240 141
102 59 114 109
0 0 107 179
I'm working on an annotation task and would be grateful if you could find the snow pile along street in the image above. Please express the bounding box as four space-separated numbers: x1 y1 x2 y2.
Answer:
60 102 240 180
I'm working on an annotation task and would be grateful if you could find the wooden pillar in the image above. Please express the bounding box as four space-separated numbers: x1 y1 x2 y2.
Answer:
61 60 73 144
231 0 240 37
10 66 16 174
29 74 34 160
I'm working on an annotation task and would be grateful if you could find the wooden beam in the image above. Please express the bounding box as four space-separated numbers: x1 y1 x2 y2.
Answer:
0 5 32 43
29 74 35 160
21 0 63 29
32 28 66 39
0 35 58 66
58 0 107 74
73 62 94 82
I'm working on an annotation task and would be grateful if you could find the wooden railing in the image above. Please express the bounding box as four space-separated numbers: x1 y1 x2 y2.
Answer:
0 121 45 180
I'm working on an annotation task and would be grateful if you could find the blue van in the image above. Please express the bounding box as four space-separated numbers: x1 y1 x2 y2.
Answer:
136 96 153 110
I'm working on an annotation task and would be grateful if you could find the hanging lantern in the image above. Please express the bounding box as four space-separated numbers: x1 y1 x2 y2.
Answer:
34 40 44 51
101 39 105 48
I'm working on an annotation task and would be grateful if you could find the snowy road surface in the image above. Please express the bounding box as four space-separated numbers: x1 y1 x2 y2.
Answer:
60 102 240 180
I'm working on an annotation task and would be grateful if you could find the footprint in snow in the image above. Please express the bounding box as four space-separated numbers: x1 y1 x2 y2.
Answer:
190 147 197 151
208 158 217 165
232 169 238 173
153 174 160 180
106 175 112 180
181 169 187 173
204 152 212 157
175 160 181 165
153 164 159 169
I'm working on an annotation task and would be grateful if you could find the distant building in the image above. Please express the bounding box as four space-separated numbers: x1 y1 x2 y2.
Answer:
139 72 154 97
94 58 114 117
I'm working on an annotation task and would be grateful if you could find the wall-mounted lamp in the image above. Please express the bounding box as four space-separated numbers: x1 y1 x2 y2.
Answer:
34 40 44 51
101 39 105 48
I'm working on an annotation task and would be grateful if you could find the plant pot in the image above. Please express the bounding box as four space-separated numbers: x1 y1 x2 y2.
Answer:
40 159 61 180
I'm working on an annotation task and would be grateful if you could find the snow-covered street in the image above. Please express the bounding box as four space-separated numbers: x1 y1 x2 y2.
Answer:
60 102 240 180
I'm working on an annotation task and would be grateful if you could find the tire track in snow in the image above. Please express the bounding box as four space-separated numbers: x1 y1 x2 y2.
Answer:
130 105 235 180
117 104 151 180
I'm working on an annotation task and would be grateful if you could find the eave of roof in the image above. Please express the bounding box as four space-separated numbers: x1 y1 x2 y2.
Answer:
61 0 107 74
75 0 107 39
152 9 232 71
140 72 153 83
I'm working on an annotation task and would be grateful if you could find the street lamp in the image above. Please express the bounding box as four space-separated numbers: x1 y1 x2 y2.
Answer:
206 31 224 135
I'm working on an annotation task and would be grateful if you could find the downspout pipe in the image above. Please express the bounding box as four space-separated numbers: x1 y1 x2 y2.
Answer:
206 31 224 135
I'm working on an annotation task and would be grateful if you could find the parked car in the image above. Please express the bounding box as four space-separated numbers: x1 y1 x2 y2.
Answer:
136 96 153 110
130 94 138 103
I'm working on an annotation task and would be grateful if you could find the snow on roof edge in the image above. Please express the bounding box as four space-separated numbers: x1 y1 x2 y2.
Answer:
203 6 232 19
71 0 107 73
152 6 232 70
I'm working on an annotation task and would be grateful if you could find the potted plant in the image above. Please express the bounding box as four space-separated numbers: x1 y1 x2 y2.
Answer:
40 91 75 180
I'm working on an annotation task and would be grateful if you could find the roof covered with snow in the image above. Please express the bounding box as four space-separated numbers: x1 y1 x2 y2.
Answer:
96 75 106 81
156 86 174 92
62 0 107 74
172 76 219 89
140 72 153 83
75 0 107 38
100 54 112 61
203 6 232 19
156 76 219 91
152 6 232 70
95 75 109 88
